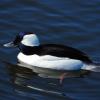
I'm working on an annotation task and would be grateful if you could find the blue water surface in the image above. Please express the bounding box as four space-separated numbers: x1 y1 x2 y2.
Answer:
0 0 100 100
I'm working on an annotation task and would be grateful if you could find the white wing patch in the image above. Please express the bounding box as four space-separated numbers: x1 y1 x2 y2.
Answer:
17 52 84 70
21 34 40 46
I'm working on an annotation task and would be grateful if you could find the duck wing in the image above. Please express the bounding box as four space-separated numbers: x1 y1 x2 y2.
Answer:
39 44 92 64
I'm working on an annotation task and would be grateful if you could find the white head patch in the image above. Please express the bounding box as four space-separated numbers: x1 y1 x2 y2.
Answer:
21 34 40 46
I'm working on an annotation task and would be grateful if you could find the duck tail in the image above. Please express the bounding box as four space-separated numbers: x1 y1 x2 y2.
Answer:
81 62 100 72
91 62 100 72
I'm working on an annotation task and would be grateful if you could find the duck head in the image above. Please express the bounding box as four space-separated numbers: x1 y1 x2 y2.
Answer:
4 32 40 47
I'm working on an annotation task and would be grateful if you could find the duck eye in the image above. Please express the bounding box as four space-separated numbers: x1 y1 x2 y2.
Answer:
13 35 23 45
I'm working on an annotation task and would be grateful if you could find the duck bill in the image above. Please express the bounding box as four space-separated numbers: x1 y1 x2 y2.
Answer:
3 41 16 47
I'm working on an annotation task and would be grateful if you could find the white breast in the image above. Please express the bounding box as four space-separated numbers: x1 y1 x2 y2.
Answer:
17 52 84 70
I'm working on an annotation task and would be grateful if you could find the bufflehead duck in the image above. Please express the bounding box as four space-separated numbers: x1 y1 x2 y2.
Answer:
4 32 94 83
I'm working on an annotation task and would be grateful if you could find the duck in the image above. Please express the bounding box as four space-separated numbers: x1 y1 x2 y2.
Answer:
4 32 94 83
4 32 93 69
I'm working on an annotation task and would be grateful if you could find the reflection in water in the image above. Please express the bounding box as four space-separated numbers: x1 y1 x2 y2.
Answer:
1 59 100 100
3 60 90 96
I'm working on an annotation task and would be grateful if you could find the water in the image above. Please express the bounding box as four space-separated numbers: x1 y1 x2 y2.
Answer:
0 0 100 100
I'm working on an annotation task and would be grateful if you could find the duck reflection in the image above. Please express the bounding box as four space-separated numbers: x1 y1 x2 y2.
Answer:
3 61 90 97
6 62 37 86
5 61 90 86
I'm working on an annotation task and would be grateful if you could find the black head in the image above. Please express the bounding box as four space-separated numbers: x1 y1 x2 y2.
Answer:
4 32 35 47
13 32 34 45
